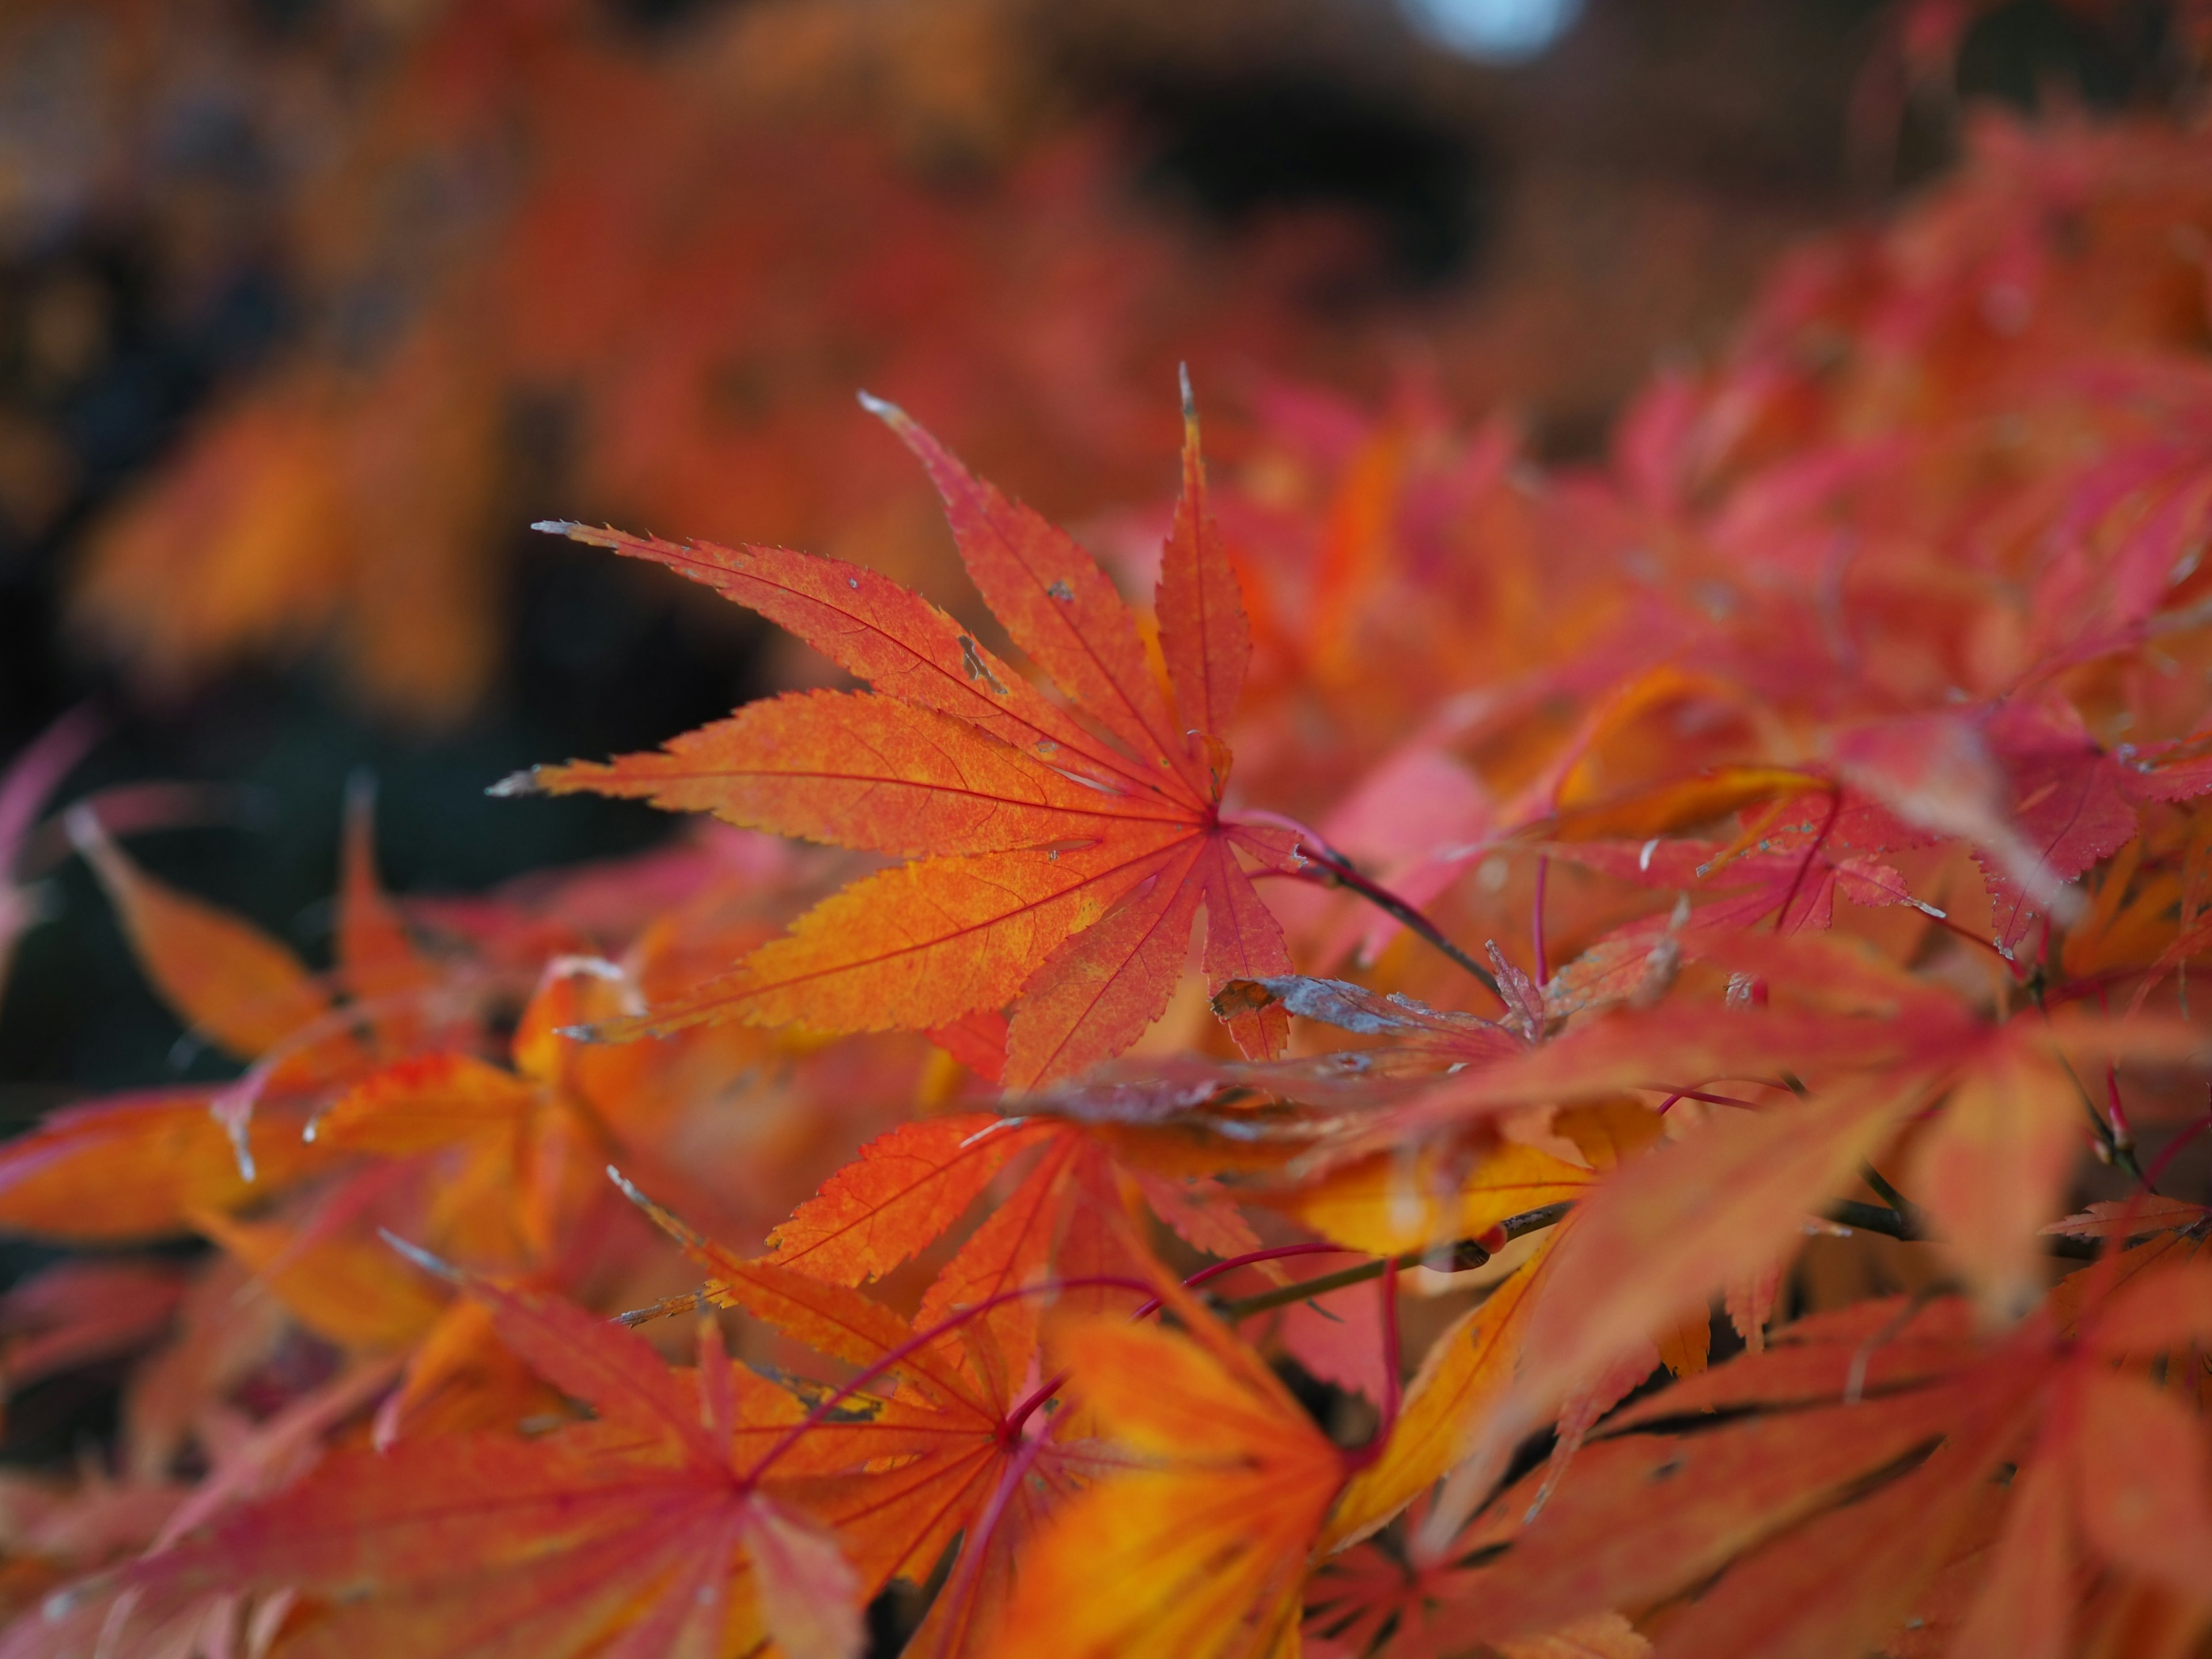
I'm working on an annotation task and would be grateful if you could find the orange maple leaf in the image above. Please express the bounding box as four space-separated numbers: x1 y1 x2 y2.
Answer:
519 388 1298 1085
127 1278 863 1659
620 1173 1152 1658
989 1264 1347 1659
0 803 461 1241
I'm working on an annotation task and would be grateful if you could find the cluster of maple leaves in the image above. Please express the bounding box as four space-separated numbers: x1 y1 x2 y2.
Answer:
3 94 2212 1659
28 0 1423 721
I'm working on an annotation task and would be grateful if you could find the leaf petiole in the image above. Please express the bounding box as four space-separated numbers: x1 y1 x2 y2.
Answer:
1211 1201 1577 1321
1289 851 1504 1001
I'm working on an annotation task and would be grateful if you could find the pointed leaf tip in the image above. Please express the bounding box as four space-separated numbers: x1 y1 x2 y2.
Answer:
529 519 577 535
62 799 104 858
486 769 540 798
605 1165 648 1205
1178 361 1195 419
855 389 902 422
379 1228 462 1283
604 1168 712 1256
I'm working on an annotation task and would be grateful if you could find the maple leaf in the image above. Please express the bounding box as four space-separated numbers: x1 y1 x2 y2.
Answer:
518 388 1298 1085
1828 713 2087 937
1973 700 2145 954
1541 817 1920 940
1399 1256 2212 1659
990 1267 1347 1658
1308 1527 1647 1659
1488 1077 1921 1433
757 1107 1082 1406
309 964 693 1272
755 1099 1266 1355
21 65 2212 1659
0 1088 328 1244
1357 934 2207 1321
125 1278 864 1659
1410 1297 2032 1652
1943 1256 2212 1657
335 777 438 1054
618 1171 1145 1654
1324 1232 1561 1550
192 1207 449 1357
69 808 363 1092
0 792 480 1229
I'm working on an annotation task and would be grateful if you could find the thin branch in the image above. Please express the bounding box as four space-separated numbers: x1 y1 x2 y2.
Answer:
1653 1086 1769 1111
2142 1090 2212 1193
1212 1202 1577 1321
1175 1241 1361 1294
1287 853 1503 1001
1825 1197 2097 1260
1823 1198 1923 1241
2050 1043 2146 1183
1378 1257 1402 1431
2093 987 2139 1162
1858 1163 1915 1217
1201 1188 2103 1319
999 1372 1065 1443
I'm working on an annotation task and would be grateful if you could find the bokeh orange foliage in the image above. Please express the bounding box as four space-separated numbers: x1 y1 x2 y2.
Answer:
3 12 2212 1659
34 0 1410 718
13 0 1845 724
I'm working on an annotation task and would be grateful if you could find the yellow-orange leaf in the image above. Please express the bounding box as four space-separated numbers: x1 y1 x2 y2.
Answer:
196 1210 448 1353
1285 1143 1596 1256
0 1092 327 1242
994 1310 1344 1658
71 810 344 1069
1325 1230 1558 1550
312 1054 541 1156
1503 1082 1918 1431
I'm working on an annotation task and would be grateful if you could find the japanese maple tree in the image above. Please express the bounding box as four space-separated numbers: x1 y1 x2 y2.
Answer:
4 77 2212 1659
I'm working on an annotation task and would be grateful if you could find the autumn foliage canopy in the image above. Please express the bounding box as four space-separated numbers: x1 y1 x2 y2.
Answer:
7 52 2212 1659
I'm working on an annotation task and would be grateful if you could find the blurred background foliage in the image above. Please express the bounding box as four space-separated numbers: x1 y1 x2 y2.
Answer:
0 0 2196 1124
